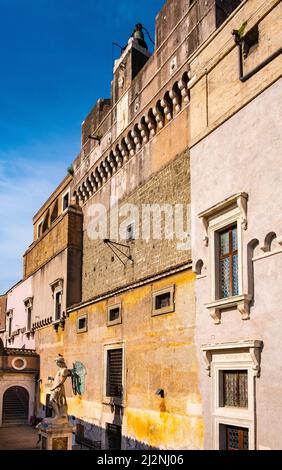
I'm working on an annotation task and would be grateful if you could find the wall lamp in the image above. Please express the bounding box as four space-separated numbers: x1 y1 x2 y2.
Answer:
155 388 165 399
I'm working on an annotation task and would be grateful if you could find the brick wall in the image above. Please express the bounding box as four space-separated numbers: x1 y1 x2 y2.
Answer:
24 207 83 279
82 150 191 301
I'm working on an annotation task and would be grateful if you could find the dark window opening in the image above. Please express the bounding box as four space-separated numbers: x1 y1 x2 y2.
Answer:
8 317 12 337
63 192 70 211
51 200 59 224
223 371 248 408
155 292 171 310
78 317 87 331
107 349 123 398
37 222 43 238
126 223 135 241
27 308 32 332
42 210 49 234
54 292 62 322
109 308 120 323
107 424 122 450
219 225 238 298
216 1 243 29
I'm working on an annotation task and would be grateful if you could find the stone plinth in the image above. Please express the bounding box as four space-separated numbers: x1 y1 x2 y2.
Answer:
37 420 74 451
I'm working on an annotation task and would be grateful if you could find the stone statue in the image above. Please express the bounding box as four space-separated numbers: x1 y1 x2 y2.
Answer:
48 355 70 423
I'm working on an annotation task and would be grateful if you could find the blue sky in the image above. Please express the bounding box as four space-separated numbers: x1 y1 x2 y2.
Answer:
0 0 165 293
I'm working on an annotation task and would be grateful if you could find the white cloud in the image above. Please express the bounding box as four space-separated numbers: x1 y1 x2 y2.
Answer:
0 135 78 293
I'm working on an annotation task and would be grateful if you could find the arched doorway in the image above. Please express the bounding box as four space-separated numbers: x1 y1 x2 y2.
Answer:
2 386 29 425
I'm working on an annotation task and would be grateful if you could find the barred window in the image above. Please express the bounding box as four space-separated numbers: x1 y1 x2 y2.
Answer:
226 425 249 451
223 371 248 408
219 226 239 298
106 349 123 398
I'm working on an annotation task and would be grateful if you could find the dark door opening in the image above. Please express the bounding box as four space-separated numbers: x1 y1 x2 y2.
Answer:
106 423 122 450
2 386 29 425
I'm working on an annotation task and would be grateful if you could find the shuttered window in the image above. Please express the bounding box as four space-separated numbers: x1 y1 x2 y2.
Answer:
107 349 123 398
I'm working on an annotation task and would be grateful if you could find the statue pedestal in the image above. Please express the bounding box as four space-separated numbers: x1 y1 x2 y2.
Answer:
37 420 74 451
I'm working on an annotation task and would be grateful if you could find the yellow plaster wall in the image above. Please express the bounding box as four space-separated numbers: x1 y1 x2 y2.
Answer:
36 269 204 450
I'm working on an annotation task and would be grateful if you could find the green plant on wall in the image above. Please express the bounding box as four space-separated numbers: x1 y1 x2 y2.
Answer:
237 21 248 39
67 164 74 176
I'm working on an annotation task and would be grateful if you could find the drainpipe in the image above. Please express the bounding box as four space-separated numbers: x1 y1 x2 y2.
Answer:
232 29 282 83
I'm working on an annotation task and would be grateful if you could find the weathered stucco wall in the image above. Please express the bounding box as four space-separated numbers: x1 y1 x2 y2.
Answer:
5 278 35 350
36 269 204 450
191 79 282 449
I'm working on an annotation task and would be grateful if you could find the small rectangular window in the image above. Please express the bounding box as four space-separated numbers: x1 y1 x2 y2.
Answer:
106 348 123 398
54 291 62 322
225 425 249 451
27 307 32 332
77 315 88 333
156 292 171 309
107 304 122 326
223 371 248 408
125 222 135 242
219 226 238 299
8 317 12 337
63 192 70 211
152 286 175 316
37 220 43 239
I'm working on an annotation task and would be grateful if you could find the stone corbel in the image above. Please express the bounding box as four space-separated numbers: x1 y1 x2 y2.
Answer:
210 308 221 325
152 105 164 129
202 218 209 247
113 149 123 168
119 143 129 163
161 96 173 121
237 296 251 321
249 346 261 377
237 193 248 230
125 134 135 156
131 129 142 151
138 122 149 144
169 89 181 113
178 78 189 103
145 114 157 137
202 350 213 377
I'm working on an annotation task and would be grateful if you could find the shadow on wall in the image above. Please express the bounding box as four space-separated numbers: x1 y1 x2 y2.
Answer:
75 410 158 450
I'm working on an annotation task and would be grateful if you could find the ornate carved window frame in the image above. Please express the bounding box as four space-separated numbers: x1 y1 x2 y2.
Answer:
198 193 251 324
201 340 263 450
50 279 64 324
